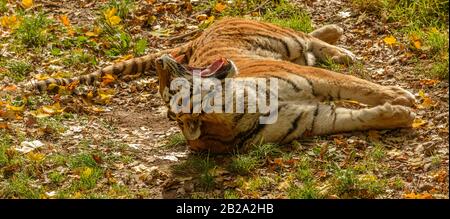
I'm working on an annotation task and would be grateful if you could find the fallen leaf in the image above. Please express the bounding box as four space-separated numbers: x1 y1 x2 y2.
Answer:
412 118 427 128
383 35 397 45
59 15 70 27
403 192 433 199
104 8 121 26
16 140 45 153
22 0 33 9
27 152 45 162
214 3 227 12
81 167 93 178
0 122 9 129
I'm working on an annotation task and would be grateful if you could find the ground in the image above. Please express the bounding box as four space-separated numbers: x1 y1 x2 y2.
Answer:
0 0 448 199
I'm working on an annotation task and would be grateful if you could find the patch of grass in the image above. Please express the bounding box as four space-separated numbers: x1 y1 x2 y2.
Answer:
15 13 52 47
4 172 42 198
172 154 217 190
63 49 97 67
5 60 32 82
288 183 321 199
224 190 240 199
105 0 135 19
229 154 260 175
0 0 7 13
245 177 271 191
68 153 98 169
133 38 148 56
0 132 13 167
37 116 67 133
263 2 313 32
250 142 281 158
369 143 385 161
296 158 314 183
72 167 103 191
46 154 67 166
164 133 186 148
318 57 344 72
392 177 405 190
229 142 281 175
331 167 386 198
48 171 65 184
352 0 448 28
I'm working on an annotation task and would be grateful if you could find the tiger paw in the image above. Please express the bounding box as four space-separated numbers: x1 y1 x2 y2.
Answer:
361 103 415 129
383 86 416 107
331 47 357 65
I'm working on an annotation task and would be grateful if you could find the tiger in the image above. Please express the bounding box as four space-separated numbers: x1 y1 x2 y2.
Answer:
155 54 416 153
18 18 356 95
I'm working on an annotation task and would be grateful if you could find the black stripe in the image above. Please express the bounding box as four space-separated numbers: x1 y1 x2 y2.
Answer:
282 111 304 142
304 77 316 96
131 60 138 74
310 103 320 132
331 105 337 130
264 74 301 92
113 64 124 75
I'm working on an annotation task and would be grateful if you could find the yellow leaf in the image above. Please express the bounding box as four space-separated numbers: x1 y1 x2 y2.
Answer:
34 74 51 80
108 16 121 25
418 90 426 99
22 0 33 9
104 8 117 19
419 79 439 86
81 167 93 178
27 152 45 162
1 16 20 29
214 3 227 12
59 15 70 27
412 118 426 128
413 40 421 49
104 8 121 26
383 35 397 45
73 192 82 199
430 27 439 34
113 54 133 63
101 73 115 86
6 104 25 112
41 102 64 115
403 192 433 199
85 31 98 37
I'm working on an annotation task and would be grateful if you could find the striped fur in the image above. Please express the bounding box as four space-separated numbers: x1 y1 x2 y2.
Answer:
21 18 355 94
156 56 416 153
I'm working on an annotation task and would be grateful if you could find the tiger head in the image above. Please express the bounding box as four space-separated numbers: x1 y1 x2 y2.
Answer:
155 54 239 153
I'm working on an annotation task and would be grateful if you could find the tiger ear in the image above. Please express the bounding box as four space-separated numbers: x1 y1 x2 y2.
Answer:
181 118 202 140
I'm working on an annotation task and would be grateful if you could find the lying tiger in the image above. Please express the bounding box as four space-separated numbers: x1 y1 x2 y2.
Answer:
17 18 416 153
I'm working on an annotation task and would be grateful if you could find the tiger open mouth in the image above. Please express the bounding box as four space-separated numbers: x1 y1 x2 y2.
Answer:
173 56 233 79
187 58 229 78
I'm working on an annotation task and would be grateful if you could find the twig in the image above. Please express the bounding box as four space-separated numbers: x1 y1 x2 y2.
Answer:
250 0 271 13
168 29 202 42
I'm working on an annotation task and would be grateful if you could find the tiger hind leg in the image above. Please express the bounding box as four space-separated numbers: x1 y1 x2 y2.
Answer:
309 24 343 45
